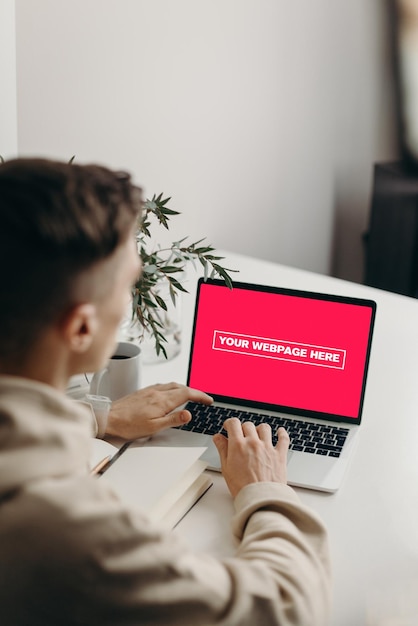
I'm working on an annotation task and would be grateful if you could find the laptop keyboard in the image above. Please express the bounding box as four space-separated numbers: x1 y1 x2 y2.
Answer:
178 402 350 457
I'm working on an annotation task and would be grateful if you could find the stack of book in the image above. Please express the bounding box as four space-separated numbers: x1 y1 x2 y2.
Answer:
90 439 212 529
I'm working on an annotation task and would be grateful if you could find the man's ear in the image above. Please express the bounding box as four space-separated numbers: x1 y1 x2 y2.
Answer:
59 303 98 353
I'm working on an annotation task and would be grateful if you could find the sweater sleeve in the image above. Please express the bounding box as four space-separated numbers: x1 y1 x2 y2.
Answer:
49 478 331 626
78 398 114 439
227 482 332 625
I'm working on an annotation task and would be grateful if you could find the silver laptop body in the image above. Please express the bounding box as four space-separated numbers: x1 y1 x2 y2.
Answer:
150 278 376 493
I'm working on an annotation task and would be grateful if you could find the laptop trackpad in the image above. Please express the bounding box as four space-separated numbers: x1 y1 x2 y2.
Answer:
147 428 220 466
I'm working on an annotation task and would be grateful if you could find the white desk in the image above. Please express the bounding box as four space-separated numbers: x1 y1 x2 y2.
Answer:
140 251 418 626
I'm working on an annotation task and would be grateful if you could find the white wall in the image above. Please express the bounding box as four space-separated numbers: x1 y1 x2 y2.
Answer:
15 0 397 282
1 0 17 159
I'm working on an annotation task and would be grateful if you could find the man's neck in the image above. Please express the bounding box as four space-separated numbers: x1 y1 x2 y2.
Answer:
0 334 71 391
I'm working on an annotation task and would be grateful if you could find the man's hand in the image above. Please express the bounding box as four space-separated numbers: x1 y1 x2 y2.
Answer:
213 419 290 498
105 382 213 440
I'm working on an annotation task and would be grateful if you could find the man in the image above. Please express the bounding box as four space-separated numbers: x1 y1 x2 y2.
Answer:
0 158 331 625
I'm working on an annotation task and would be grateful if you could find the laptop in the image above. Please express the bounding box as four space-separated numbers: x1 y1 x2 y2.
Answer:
160 278 376 493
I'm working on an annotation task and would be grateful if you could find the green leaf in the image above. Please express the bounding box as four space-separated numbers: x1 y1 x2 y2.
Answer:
143 296 158 308
168 277 188 293
172 236 189 247
211 263 234 289
156 342 168 359
168 283 177 306
154 294 168 310
132 190 238 358
160 266 183 274
160 207 180 216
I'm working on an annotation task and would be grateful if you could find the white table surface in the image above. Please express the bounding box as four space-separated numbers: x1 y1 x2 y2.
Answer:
139 251 418 626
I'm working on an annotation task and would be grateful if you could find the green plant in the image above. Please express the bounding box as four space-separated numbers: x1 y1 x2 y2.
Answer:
0 155 235 359
133 194 236 359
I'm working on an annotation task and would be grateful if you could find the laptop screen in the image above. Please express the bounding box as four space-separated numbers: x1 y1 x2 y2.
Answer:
187 279 376 424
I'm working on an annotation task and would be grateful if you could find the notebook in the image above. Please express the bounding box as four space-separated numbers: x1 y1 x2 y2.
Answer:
165 278 376 493
90 438 212 528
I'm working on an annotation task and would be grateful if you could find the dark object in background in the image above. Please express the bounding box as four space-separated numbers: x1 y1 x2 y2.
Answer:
392 0 418 172
364 161 418 297
363 2 418 296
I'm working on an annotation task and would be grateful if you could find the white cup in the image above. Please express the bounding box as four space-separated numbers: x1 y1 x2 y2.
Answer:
89 342 141 400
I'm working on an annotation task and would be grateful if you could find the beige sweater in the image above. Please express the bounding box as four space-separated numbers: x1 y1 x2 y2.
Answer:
0 376 331 625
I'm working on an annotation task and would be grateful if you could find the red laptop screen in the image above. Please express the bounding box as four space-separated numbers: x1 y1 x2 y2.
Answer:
187 280 376 422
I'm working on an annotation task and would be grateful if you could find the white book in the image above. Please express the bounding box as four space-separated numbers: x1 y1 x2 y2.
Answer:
90 440 212 528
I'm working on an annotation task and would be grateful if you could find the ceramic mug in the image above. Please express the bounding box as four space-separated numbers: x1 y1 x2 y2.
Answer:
89 341 141 400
